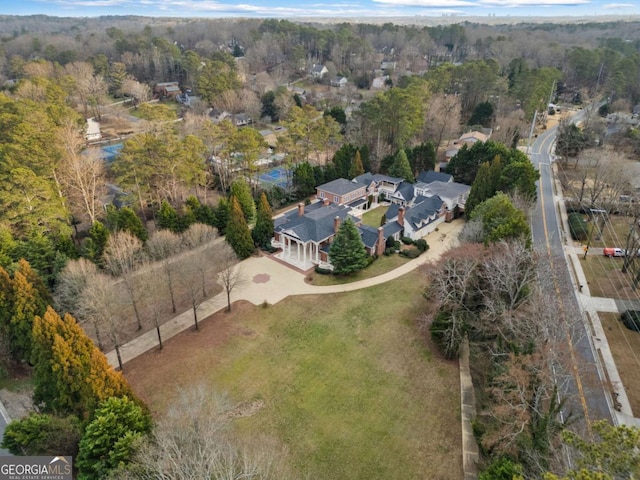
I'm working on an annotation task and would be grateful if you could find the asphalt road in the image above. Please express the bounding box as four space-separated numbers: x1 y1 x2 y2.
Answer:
529 118 613 428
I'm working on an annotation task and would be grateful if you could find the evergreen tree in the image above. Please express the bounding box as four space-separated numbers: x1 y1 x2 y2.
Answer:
106 206 147 241
388 149 415 182
407 142 436 175
230 179 256 224
1 413 81 457
252 193 274 249
8 260 48 362
293 161 316 197
213 198 230 235
349 150 365 178
329 218 369 275
85 221 110 265
31 307 138 419
468 101 494 127
225 197 254 259
117 207 148 241
185 196 217 226
156 200 180 232
465 162 493 217
471 192 530 246
0 266 13 336
76 396 152 480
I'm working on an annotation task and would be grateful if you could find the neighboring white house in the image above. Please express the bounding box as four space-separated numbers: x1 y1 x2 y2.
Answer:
330 76 348 87
85 118 102 142
311 64 329 79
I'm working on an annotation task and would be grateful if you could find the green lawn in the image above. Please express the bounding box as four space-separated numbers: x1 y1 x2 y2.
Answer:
362 205 388 227
217 273 461 479
307 253 410 286
127 271 462 480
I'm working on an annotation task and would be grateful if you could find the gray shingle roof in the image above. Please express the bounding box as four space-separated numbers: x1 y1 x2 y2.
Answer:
405 196 444 229
421 181 470 200
317 178 364 196
275 204 356 243
358 225 380 249
417 170 452 184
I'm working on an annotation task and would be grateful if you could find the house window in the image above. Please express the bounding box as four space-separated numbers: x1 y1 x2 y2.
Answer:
334 195 339 203
319 191 325 198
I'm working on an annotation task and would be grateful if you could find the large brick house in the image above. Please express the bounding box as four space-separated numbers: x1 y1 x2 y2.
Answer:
272 170 467 269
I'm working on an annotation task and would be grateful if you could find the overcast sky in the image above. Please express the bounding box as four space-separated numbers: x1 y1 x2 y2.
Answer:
6 0 640 18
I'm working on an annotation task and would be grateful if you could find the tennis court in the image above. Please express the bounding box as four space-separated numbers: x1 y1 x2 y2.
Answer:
259 166 290 188
101 143 123 163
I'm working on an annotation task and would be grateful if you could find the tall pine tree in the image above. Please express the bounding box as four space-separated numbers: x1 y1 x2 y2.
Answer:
329 218 369 275
225 197 254 259
348 150 365 179
230 179 256 225
388 149 415 183
251 192 274 249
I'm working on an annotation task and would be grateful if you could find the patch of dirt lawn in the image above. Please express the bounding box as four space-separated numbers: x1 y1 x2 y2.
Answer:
600 312 640 416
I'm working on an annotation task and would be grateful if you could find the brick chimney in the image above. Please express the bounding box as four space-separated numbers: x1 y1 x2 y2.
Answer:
376 226 386 256
323 197 330 206
334 216 341 233
398 206 405 226
297 202 305 217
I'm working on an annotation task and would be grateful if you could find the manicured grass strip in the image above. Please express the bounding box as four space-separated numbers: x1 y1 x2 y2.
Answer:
308 253 409 286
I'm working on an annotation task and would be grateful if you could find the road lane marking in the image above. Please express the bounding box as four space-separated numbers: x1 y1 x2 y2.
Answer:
538 161 593 435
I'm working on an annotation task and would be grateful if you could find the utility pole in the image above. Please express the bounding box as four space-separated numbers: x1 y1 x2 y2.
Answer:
526 109 538 156
583 208 607 259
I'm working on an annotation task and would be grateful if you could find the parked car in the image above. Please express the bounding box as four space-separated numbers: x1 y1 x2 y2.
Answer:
603 247 627 257
621 310 640 332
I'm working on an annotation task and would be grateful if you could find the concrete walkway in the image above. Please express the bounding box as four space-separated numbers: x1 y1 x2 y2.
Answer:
106 220 463 367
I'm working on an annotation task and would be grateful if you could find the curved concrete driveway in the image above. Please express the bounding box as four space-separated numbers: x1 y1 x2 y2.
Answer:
106 219 463 367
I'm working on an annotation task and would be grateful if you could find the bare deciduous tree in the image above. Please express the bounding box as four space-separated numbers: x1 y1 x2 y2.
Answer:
111 384 291 479
78 270 123 364
147 230 183 313
54 258 99 318
59 121 106 224
181 223 219 298
216 243 244 312
103 231 145 330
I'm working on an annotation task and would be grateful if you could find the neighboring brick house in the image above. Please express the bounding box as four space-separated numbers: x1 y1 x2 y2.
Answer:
154 81 181 98
316 178 367 207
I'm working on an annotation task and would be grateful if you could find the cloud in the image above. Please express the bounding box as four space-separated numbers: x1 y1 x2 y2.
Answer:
373 0 478 7
373 0 590 6
602 2 636 7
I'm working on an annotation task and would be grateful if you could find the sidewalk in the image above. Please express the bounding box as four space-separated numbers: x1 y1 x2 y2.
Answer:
106 220 463 367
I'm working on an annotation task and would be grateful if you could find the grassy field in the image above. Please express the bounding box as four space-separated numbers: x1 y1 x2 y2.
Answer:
582 214 633 249
362 205 388 227
600 312 640 415
307 253 410 286
124 271 462 480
